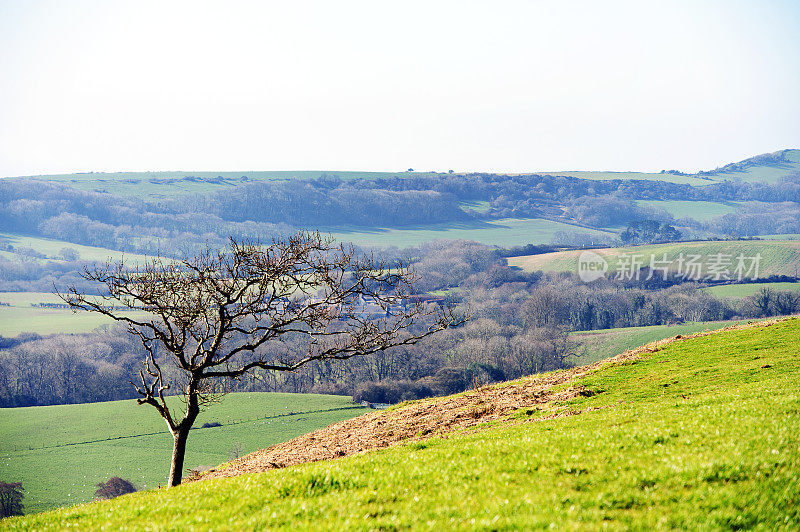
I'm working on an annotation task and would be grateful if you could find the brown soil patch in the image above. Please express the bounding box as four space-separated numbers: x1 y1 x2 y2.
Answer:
196 316 792 483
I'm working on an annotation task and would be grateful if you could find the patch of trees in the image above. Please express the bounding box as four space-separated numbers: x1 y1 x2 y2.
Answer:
0 481 24 517
94 477 137 500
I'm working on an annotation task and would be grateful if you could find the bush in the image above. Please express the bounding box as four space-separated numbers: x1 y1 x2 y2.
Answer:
0 481 24 517
353 380 435 404
94 477 136 500
201 421 222 428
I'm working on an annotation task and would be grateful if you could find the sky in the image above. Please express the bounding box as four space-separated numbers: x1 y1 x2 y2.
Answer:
1 0 799 177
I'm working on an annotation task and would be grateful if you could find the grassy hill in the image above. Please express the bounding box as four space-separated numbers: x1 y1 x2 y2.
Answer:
568 319 744 364
0 232 152 264
323 217 614 248
14 149 800 201
508 239 800 279
702 281 800 299
0 393 368 513
7 317 799 529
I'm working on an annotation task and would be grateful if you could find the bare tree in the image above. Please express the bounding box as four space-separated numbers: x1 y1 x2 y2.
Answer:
61 232 464 487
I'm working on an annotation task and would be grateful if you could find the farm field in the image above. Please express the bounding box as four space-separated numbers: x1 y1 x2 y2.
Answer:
8 318 800 529
0 392 369 513
23 171 444 199
507 240 800 279
569 320 743 364
702 281 800 299
0 233 151 264
637 200 741 221
0 292 150 336
323 217 614 248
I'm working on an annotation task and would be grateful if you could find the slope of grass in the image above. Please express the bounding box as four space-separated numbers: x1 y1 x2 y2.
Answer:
508 239 800 279
568 320 742 364
323 218 613 248
702 281 800 299
0 292 132 336
21 171 444 199
0 233 151 263
637 200 741 221
7 318 799 529
0 392 368 514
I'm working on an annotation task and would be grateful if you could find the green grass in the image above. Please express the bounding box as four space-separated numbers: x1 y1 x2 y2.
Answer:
637 200 741 221
536 170 715 185
322 218 614 248
0 233 151 263
7 318 799 529
0 292 150 336
508 239 800 279
702 282 800 299
0 392 368 514
20 171 446 199
568 320 742 364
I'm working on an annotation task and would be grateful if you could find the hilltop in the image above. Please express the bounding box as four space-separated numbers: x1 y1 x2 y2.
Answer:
8 317 799 529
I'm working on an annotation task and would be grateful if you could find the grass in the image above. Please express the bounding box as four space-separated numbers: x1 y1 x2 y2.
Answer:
322 218 614 248
0 392 368 514
0 233 151 263
637 200 741 221
0 292 150 336
702 282 800 299
20 171 446 200
568 319 742 364
7 318 799 529
508 239 800 279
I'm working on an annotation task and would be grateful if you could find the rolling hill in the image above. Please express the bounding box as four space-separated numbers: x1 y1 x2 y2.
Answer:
7 317 799 529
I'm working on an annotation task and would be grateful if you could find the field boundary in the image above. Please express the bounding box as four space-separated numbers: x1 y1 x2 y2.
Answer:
1 405 364 453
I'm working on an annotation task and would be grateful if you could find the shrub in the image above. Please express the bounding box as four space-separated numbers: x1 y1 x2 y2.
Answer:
0 481 24 517
94 477 137 500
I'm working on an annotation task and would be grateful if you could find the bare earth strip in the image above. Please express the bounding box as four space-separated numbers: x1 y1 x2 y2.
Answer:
197 318 788 483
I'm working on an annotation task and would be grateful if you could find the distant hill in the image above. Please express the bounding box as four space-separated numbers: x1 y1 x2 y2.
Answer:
7 149 799 200
10 317 800 529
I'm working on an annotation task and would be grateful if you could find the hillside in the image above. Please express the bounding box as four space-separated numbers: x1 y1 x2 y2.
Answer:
7 317 799 529
507 239 800 279
0 393 368 513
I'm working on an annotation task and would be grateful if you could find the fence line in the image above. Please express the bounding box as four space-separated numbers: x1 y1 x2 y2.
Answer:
2 405 365 453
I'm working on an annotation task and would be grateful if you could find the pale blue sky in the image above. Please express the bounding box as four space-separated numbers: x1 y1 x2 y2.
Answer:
1 0 798 177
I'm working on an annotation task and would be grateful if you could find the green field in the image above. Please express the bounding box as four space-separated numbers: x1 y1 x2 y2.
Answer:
323 218 614 248
637 200 741 221
22 171 445 200
569 320 743 364
702 282 800 299
0 233 152 264
7 318 799 529
508 240 800 279
0 392 368 513
0 292 142 336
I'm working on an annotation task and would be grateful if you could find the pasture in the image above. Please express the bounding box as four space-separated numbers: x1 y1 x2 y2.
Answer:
637 200 741 221
0 392 369 513
0 232 151 264
568 319 742 364
507 239 800 279
324 217 614 248
9 318 800 529
702 281 800 299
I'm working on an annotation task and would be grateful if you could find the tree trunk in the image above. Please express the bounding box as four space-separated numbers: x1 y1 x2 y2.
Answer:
168 424 191 487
